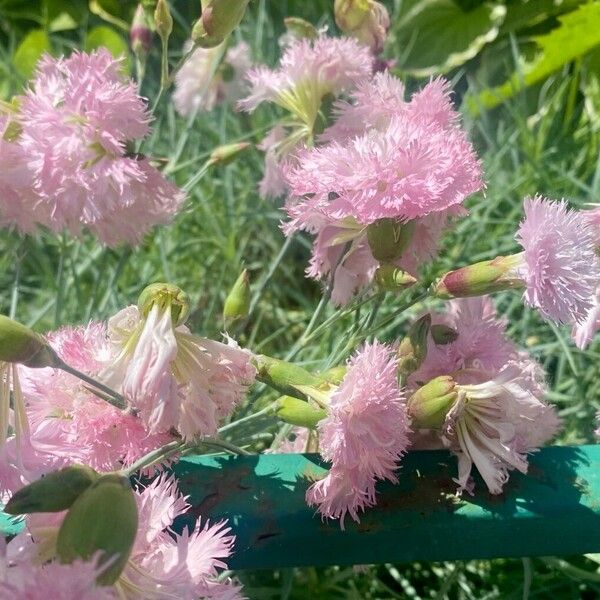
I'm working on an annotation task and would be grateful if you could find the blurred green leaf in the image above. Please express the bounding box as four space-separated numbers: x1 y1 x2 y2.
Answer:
393 0 506 76
84 25 130 72
13 29 50 77
470 2 600 112
44 0 86 32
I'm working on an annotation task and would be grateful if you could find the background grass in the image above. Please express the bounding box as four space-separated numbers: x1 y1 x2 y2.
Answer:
2 0 600 597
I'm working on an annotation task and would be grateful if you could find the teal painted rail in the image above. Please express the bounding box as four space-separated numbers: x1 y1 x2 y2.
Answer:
3 445 600 569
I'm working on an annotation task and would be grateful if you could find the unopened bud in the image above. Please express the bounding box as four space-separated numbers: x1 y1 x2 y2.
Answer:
334 0 390 54
407 375 458 429
4 465 99 515
283 17 319 40
0 315 60 368
318 365 347 386
138 283 190 326
255 355 322 399
374 264 417 292
131 4 153 57
57 474 138 586
367 218 415 263
154 0 173 42
433 255 523 300
223 269 250 321
208 142 251 167
276 396 327 429
398 314 430 377
192 0 249 48
430 324 458 345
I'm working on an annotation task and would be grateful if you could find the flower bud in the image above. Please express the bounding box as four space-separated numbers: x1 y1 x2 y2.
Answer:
255 355 322 399
223 269 251 321
367 218 415 263
334 0 390 54
283 17 319 41
276 396 327 429
318 365 347 386
154 0 173 42
57 474 138 586
432 255 523 300
207 142 251 167
398 314 430 377
192 0 250 48
0 315 60 368
407 375 458 429
430 323 459 345
138 283 190 326
374 264 417 292
131 4 153 58
4 465 99 515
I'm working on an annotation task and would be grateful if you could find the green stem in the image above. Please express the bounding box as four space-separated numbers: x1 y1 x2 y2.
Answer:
123 439 186 476
218 402 277 434
200 437 252 456
54 234 67 328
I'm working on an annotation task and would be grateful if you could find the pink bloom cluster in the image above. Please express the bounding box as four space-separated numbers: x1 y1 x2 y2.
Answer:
1 476 241 599
410 297 560 495
174 41 252 117
306 341 410 527
239 35 373 198
282 73 483 304
0 50 185 245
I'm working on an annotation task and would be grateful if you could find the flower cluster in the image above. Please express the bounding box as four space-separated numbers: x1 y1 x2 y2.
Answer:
0 50 185 245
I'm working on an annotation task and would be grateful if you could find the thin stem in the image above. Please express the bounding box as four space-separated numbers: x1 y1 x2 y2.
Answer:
54 234 67 328
57 360 126 410
218 402 277 434
201 437 252 456
123 440 186 476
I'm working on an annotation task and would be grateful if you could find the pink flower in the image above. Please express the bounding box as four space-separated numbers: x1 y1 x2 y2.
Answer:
306 341 410 527
572 287 600 348
442 361 560 495
0 539 113 599
516 196 600 324
102 305 256 440
123 474 242 599
174 41 252 117
14 49 184 245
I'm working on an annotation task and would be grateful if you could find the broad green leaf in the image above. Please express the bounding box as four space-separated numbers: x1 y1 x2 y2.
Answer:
13 29 50 78
393 0 506 76
84 25 130 73
44 0 86 32
469 2 600 112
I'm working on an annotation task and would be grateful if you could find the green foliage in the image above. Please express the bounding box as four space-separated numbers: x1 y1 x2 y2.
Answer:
84 25 130 70
12 28 49 77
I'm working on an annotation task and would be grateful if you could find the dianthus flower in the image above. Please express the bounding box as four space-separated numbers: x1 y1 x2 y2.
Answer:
12 49 184 245
306 341 410 527
238 35 373 198
101 286 256 441
515 196 600 324
174 41 252 117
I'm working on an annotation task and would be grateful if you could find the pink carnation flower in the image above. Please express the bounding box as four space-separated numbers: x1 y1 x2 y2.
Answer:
174 41 252 117
102 305 256 440
443 361 560 495
14 49 184 245
515 196 600 324
306 341 410 527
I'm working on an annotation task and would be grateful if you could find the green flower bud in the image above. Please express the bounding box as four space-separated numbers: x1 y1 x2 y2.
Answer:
276 396 327 429
57 474 138 586
283 17 319 40
398 314 431 377
374 264 417 292
131 3 153 58
207 142 251 167
223 269 251 322
430 323 459 345
367 218 415 263
255 355 322 399
4 465 99 515
154 0 173 42
138 283 190 326
0 315 60 368
432 255 523 300
407 375 458 429
317 365 347 386
192 0 249 48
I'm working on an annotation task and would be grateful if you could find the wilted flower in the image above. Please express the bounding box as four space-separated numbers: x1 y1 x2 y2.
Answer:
334 0 390 54
101 285 256 440
11 49 185 245
306 341 410 527
174 41 252 117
